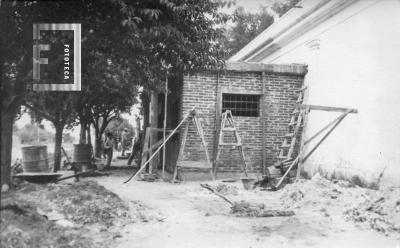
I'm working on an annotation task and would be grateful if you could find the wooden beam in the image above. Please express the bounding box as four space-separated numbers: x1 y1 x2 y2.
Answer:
301 110 350 163
162 76 168 179
261 72 266 175
224 61 308 76
275 156 299 188
298 104 358 113
213 72 222 176
304 111 350 145
296 109 309 179
150 128 173 132
141 139 164 155
149 92 158 174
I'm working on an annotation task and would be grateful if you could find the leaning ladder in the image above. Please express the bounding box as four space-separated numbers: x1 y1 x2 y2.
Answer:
275 86 307 171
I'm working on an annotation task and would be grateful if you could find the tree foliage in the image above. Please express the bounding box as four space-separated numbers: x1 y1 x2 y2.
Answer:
272 0 301 17
224 6 274 57
223 0 302 58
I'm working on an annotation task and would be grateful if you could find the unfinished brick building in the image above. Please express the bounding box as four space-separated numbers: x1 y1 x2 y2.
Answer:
144 62 307 179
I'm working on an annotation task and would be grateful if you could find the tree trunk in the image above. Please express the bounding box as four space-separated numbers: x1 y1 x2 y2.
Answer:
93 116 110 158
80 122 87 144
1 107 16 186
94 138 103 158
53 124 64 172
87 124 92 145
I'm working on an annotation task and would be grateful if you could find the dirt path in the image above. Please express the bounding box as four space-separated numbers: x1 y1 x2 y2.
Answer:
94 171 399 248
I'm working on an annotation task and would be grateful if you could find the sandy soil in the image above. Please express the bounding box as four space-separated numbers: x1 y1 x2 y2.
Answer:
94 170 399 248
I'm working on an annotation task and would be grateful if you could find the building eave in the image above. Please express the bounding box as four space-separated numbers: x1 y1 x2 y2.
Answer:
224 61 308 76
229 0 358 63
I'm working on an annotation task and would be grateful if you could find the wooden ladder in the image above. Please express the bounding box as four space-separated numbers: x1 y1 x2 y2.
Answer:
172 110 214 182
275 86 308 172
214 110 249 176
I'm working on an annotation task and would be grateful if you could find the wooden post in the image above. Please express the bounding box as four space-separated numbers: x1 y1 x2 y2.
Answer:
149 92 158 174
162 76 168 179
261 72 266 175
213 72 222 176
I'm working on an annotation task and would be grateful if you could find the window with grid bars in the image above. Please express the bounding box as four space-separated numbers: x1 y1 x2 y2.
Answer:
222 94 260 117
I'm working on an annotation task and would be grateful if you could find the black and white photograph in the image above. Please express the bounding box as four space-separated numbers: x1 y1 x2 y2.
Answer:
1 0 399 247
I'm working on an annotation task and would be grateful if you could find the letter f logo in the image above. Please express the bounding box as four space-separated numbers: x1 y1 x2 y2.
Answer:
33 23 50 80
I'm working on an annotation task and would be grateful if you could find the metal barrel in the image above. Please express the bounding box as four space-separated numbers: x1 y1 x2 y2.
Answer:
73 144 92 170
21 146 49 172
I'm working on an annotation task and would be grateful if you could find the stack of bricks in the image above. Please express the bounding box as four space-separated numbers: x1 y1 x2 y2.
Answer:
180 63 306 174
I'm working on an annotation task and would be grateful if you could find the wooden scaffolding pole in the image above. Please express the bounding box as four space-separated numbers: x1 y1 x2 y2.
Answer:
124 108 194 184
162 76 168 179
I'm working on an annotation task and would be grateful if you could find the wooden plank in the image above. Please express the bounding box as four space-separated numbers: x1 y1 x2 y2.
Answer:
61 147 71 164
149 128 173 132
149 92 158 174
214 72 222 175
298 104 358 113
275 156 299 188
142 139 164 154
162 76 168 179
194 117 213 172
304 111 350 145
261 71 266 175
140 127 151 168
296 108 309 179
222 127 236 131
224 61 308 75
177 161 212 169
287 111 303 158
301 110 350 163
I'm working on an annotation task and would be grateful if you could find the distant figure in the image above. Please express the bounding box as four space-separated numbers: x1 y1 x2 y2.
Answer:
127 132 142 166
104 132 114 169
121 128 129 156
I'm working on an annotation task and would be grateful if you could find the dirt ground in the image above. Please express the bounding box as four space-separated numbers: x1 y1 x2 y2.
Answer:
92 170 399 248
1 168 399 248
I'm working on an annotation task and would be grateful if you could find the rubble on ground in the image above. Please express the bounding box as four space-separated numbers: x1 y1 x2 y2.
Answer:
231 201 265 217
17 181 132 227
277 173 400 236
344 187 400 235
1 198 94 248
1 180 153 248
230 201 295 218
215 183 238 195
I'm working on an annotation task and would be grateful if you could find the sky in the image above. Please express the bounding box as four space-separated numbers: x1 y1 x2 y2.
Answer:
233 0 271 13
226 0 280 13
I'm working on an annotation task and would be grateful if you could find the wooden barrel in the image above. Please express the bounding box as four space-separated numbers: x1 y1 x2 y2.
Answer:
73 144 92 170
21 146 49 172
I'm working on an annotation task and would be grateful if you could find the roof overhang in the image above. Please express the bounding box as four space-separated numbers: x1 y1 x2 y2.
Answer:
229 0 358 63
224 61 307 76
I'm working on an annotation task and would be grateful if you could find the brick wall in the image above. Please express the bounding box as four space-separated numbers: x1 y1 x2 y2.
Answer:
180 70 304 173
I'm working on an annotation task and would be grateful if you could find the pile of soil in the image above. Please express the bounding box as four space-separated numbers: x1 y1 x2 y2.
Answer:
42 181 131 227
1 198 93 248
231 201 266 217
1 180 150 248
230 201 295 218
278 173 400 235
215 183 238 195
344 187 400 235
279 174 346 210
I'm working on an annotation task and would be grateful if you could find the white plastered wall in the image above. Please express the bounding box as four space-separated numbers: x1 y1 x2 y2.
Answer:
260 0 400 187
